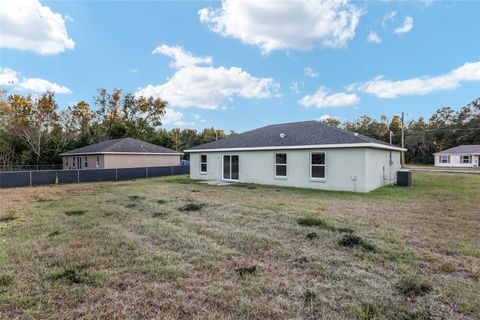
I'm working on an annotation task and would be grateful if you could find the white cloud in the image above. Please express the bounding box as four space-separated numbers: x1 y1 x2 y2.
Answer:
137 45 278 109
382 10 397 28
0 68 18 85
304 67 319 78
162 109 191 126
152 45 212 69
290 81 300 94
0 0 75 54
356 61 480 98
421 0 434 8
299 87 359 108
199 0 362 54
318 114 332 121
367 31 382 43
0 67 72 94
18 78 72 94
394 16 414 34
192 113 207 123
130 68 140 74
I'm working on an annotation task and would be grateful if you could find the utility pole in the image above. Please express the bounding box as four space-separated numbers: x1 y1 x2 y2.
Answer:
175 131 178 151
401 112 405 166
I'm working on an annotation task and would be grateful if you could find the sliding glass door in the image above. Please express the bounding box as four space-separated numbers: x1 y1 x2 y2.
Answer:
222 155 239 180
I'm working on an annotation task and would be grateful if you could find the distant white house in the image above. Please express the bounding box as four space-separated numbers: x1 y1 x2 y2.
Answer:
185 121 405 193
433 145 480 168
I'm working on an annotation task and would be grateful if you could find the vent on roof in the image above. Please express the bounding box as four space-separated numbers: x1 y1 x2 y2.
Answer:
280 133 286 138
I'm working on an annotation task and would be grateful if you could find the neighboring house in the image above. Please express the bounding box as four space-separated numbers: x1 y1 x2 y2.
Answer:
60 138 182 170
433 145 480 168
185 121 405 192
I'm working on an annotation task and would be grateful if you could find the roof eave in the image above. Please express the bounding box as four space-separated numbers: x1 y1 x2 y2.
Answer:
185 143 406 153
60 151 183 156
434 152 480 155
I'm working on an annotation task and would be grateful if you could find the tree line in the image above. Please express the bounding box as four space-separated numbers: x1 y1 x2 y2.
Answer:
0 88 478 166
0 88 235 166
323 97 479 163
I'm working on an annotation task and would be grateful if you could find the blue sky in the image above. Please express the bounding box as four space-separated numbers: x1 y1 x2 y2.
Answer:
1 0 479 132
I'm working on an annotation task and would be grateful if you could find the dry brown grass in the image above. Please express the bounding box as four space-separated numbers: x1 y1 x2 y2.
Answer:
0 172 479 319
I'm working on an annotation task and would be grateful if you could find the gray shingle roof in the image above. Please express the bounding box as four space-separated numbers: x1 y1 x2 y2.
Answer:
187 121 401 151
434 145 480 155
61 138 179 155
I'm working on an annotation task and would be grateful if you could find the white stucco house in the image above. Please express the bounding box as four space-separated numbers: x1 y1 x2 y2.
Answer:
433 145 480 168
185 121 406 192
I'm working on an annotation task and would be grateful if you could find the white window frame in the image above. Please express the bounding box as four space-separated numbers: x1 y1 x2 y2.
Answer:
274 152 287 179
440 155 449 164
461 155 471 164
72 157 76 168
310 152 326 181
65 157 68 168
84 156 88 168
200 154 208 174
96 156 100 168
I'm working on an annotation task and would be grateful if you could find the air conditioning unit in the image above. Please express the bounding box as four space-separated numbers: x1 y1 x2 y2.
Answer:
397 169 412 187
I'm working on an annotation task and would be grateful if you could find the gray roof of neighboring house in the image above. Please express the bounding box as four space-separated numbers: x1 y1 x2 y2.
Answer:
433 145 480 155
61 138 180 155
186 120 402 152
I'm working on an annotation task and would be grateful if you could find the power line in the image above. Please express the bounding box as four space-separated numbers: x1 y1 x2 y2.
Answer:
399 127 480 135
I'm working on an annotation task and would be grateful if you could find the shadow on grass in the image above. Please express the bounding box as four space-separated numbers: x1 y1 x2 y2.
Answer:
48 265 98 285
396 276 432 298
298 215 353 234
338 234 377 252
64 210 86 216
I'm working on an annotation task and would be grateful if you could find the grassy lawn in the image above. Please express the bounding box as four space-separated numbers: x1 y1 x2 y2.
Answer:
0 172 479 319
406 164 480 172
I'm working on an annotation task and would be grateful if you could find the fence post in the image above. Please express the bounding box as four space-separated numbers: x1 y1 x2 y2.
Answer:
77 170 80 183
115 168 118 181
171 166 173 176
146 167 148 179
29 171 32 187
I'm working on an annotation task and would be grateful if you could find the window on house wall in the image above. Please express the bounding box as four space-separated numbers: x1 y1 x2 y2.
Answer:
84 157 88 168
200 155 207 173
96 156 100 168
275 153 287 177
311 152 326 179
440 155 449 164
72 157 76 168
65 158 68 168
461 155 471 163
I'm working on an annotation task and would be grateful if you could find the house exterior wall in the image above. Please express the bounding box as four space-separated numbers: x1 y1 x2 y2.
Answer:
62 154 180 169
190 148 400 192
63 155 104 170
434 154 480 168
365 149 401 192
103 154 180 169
